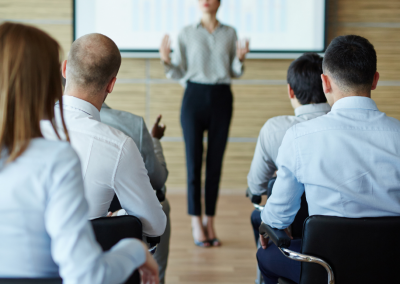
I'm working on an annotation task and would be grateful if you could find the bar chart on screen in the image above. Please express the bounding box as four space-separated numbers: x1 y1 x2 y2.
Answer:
75 0 326 52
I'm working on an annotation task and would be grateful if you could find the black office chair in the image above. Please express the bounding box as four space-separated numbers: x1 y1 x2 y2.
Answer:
260 215 400 284
0 279 62 284
91 215 144 284
107 196 161 254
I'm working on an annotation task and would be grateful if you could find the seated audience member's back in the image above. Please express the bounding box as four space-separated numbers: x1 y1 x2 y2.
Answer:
100 104 168 191
263 35 400 229
247 53 330 195
0 22 158 284
41 33 166 237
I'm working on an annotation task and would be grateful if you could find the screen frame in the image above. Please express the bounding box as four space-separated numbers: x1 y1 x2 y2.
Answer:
72 0 328 57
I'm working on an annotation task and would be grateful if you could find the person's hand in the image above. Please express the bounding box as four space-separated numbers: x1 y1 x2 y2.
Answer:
139 243 159 284
259 233 269 250
284 228 293 240
160 35 171 65
151 115 166 140
259 228 293 250
236 39 250 62
106 210 121 217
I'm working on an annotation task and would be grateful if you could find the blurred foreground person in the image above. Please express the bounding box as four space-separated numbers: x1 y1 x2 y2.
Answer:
0 22 159 284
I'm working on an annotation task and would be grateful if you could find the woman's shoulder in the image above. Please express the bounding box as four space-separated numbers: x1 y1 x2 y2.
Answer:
180 23 198 34
28 138 79 163
219 23 237 35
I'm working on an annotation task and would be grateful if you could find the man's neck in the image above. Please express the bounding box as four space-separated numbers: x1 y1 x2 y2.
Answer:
201 14 218 32
291 98 303 110
64 88 104 111
331 92 371 105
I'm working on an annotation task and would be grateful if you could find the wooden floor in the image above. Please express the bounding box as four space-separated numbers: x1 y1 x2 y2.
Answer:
165 194 258 284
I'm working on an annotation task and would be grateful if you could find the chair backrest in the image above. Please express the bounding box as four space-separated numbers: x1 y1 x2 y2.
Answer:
300 215 400 284
91 215 143 284
91 215 142 251
290 193 308 239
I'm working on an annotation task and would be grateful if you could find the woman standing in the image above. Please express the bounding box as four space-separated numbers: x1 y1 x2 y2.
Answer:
160 0 249 247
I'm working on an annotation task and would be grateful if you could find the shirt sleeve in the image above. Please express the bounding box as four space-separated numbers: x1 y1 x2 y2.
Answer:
139 118 168 190
247 124 278 195
230 29 244 78
45 145 146 284
113 137 167 237
163 31 187 80
261 126 305 229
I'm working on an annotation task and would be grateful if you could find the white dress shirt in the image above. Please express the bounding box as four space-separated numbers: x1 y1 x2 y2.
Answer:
247 103 331 195
41 96 166 237
164 22 244 86
100 103 168 191
0 138 145 283
263 97 400 229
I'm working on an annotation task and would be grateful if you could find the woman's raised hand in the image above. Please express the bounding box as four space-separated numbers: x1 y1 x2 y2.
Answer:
236 39 250 62
160 35 171 64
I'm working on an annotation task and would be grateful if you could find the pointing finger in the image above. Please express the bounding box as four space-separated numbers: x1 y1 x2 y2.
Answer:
154 114 162 125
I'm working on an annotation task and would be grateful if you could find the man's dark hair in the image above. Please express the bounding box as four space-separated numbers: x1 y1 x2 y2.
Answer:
323 35 377 93
287 53 326 105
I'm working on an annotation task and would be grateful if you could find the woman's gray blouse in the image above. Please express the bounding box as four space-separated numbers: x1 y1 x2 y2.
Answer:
164 22 244 86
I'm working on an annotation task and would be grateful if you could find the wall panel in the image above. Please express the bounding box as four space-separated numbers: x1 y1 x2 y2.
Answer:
3 0 400 191
149 84 185 138
230 85 292 138
336 0 400 23
0 0 71 20
119 59 146 79
105 84 146 118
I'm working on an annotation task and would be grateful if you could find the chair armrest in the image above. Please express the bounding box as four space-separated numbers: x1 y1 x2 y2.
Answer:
246 187 262 204
146 236 161 244
259 223 291 248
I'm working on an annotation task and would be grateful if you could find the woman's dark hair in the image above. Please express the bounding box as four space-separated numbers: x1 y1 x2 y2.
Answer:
287 53 326 105
322 35 377 93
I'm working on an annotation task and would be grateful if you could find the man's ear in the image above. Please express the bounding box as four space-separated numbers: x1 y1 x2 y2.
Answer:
287 84 295 99
106 77 117 94
321 74 331 94
371 72 380 91
62 60 67 79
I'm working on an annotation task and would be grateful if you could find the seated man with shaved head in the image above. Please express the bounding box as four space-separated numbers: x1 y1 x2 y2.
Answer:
41 33 166 238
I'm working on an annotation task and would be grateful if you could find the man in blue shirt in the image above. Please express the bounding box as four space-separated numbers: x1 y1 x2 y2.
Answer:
257 35 400 284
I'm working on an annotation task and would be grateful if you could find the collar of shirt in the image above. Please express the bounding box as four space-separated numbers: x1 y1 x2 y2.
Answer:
101 103 111 110
195 20 223 30
61 95 101 122
331 96 379 112
294 103 331 117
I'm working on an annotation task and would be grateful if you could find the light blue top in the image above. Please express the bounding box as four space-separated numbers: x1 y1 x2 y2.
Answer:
0 138 145 283
248 103 331 195
262 97 400 229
